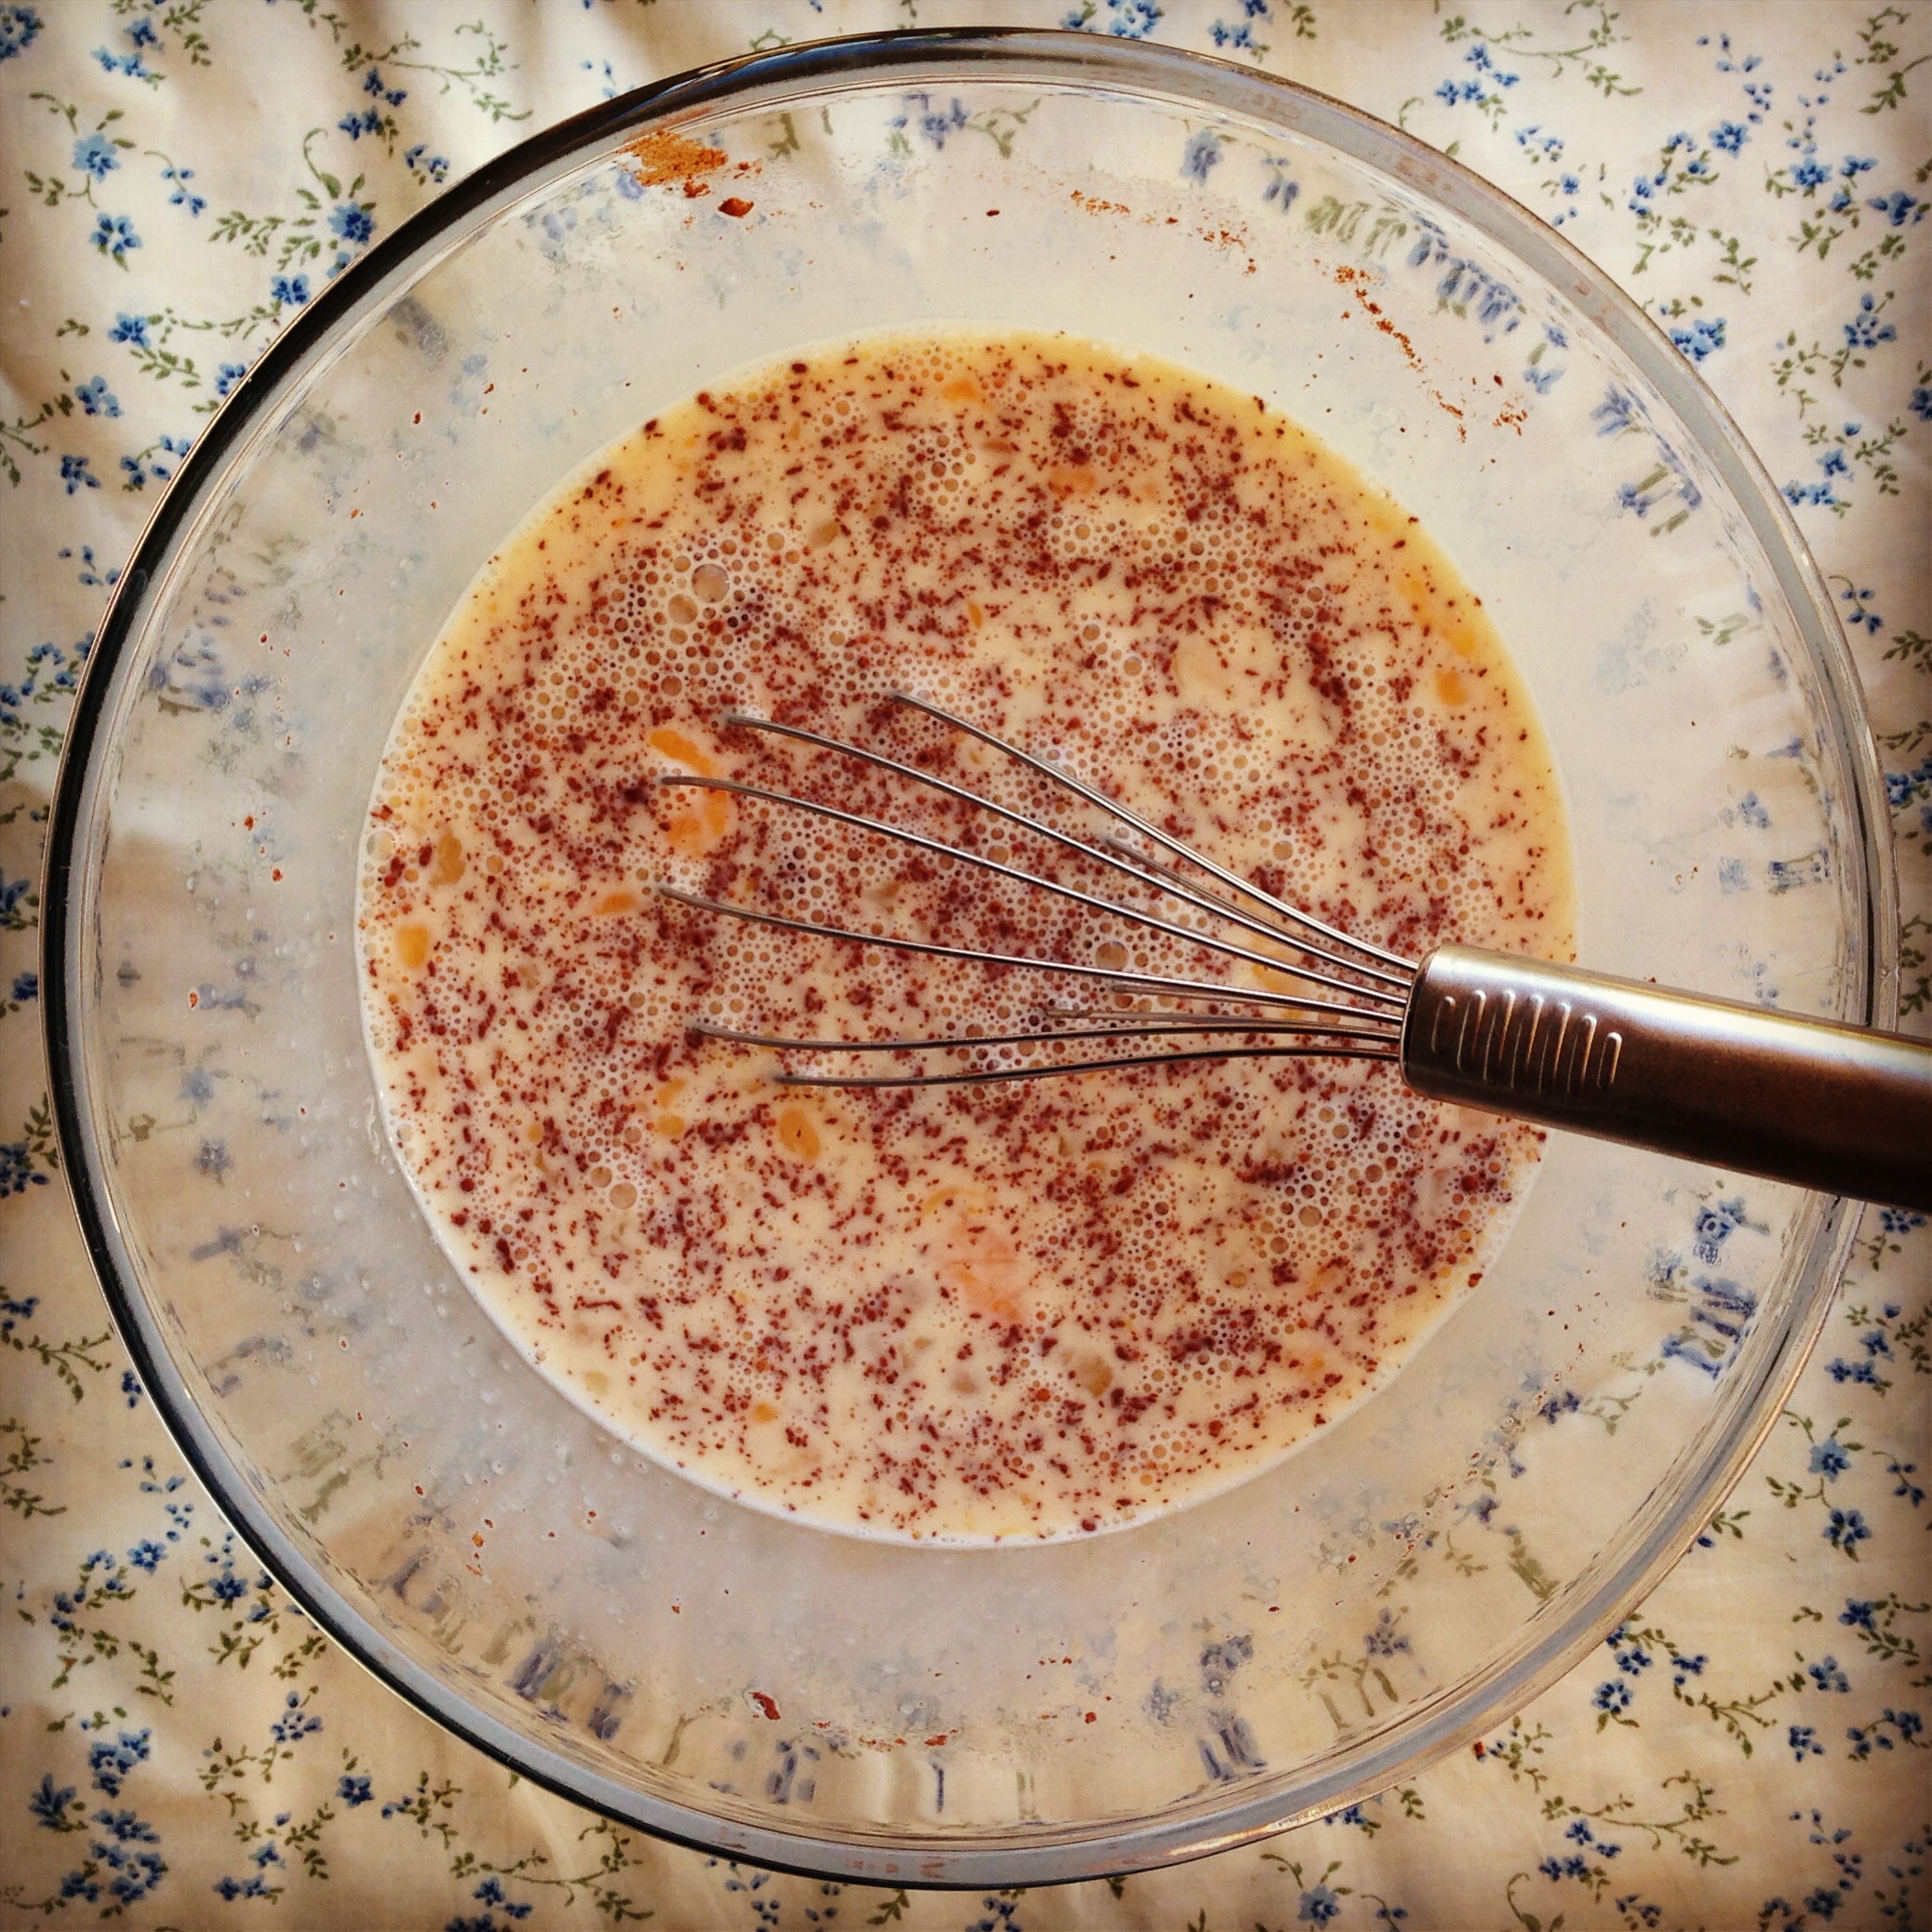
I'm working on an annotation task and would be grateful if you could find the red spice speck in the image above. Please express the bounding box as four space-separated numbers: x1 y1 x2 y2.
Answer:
358 331 1571 1542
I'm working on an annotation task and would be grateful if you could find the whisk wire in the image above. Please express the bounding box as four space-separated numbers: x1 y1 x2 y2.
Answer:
651 880 1395 1024
660 693 1425 1091
769 1040 1401 1091
691 1016 1402 1053
888 691 1416 977
656 771 1407 1012
718 706 1410 996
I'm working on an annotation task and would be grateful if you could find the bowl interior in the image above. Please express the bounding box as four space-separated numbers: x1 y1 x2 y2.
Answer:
53 36 1874 1885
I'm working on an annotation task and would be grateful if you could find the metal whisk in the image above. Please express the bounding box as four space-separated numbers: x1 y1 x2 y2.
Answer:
654 692 1932 1212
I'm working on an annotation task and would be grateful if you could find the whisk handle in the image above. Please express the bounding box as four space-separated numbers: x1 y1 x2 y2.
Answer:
1402 946 1932 1212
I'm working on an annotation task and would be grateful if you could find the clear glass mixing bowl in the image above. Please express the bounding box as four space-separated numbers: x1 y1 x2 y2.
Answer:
44 30 1894 1886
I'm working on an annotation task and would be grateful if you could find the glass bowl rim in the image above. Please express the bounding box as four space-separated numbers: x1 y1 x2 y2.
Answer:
39 25 1896 1888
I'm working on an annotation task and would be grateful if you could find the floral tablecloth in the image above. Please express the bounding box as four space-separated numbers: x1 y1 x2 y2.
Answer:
2 2 1927 1925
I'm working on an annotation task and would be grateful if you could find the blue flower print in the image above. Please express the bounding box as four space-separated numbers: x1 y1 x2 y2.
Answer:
1514 130 1569 206
915 98 969 147
1848 1710 1925 1759
1670 316 1727 364
158 161 203 216
1867 189 1925 227
329 202 374 246
93 1808 157 1845
1784 478 1839 509
1711 120 1748 154
1808 1656 1850 1693
0 1140 45 1194
30 1775 79 1831
338 1773 373 1806
92 31 155 82
1063 0 1162 35
364 63 407 106
59 453 100 493
1182 129 1224 182
72 130 119 179
1890 1456 1925 1508
119 431 190 491
214 1873 276 1901
87 1728 151 1798
475 1877 532 1918
1845 572 1898 645
28 646 74 699
1259 156 1300 215
1365 1608 1411 1657
1826 1508 1872 1555
120 1367 142 1407
269 1691 321 1745
208 1567 248 1604
74 374 120 418
213 361 248 399
1592 385 1641 436
1845 292 1897 350
1211 17 1266 56
270 273 310 307
90 211 141 263
1463 39 1519 85
0 3 41 60
108 311 150 346
1594 1680 1632 1714
1789 1723 1826 1760
403 144 449 184
1691 1199 1749 1262
92 1821 165 1907
1811 1439 1853 1480
12 969 36 1001
1298 1885 1344 1927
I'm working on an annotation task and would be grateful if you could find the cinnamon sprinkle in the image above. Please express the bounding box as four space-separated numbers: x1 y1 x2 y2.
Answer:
357 329 1574 1543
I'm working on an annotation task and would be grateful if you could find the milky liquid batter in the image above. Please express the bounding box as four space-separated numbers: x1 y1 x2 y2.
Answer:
358 329 1574 1542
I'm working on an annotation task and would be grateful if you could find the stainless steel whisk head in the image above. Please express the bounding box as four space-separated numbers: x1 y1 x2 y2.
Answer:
653 691 1415 1088
651 691 1932 1211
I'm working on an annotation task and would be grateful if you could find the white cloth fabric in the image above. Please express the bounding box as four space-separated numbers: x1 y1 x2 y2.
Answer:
1 4 1925 1925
